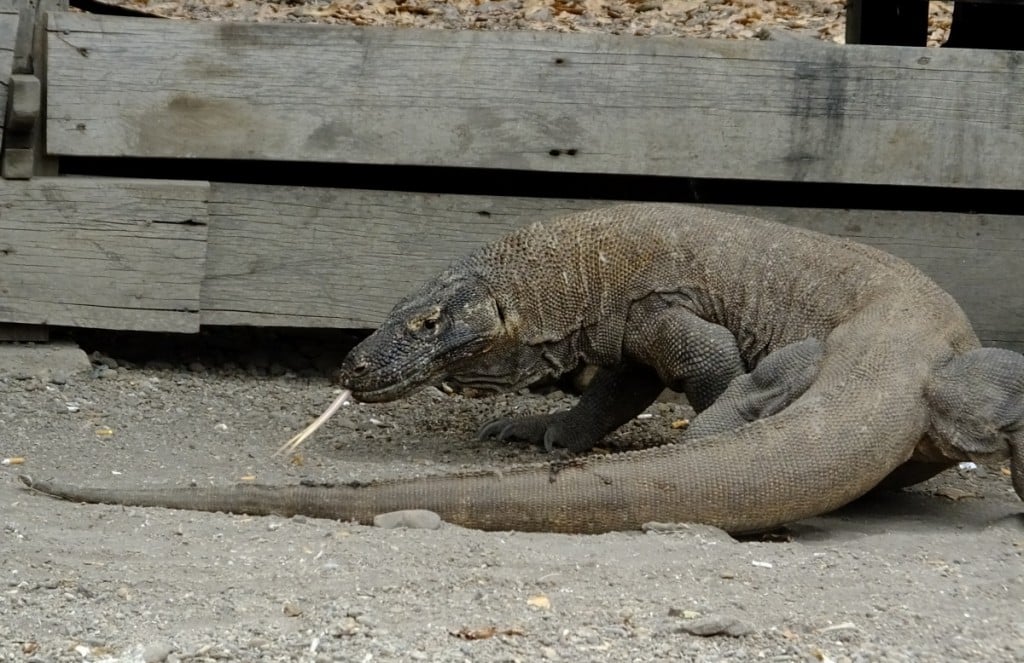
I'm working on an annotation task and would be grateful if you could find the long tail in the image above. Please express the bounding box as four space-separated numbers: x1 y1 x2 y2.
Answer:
19 332 943 534
16 388 920 535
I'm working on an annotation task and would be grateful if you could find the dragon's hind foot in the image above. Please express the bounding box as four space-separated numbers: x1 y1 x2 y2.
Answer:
927 347 1024 501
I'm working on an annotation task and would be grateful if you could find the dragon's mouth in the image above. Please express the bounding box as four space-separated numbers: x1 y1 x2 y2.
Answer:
342 338 496 403
347 368 440 403
442 374 516 396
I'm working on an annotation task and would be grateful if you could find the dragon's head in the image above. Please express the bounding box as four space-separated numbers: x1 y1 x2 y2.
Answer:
338 270 526 402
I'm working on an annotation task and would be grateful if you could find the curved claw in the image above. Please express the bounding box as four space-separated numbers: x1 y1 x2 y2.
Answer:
477 414 554 446
542 427 564 454
478 412 600 453
476 418 507 441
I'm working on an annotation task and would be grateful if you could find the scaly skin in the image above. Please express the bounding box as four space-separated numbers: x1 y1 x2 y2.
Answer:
20 204 1024 533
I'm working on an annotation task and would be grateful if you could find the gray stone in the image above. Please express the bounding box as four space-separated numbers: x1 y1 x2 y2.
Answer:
373 509 443 530
142 641 174 663
0 342 91 383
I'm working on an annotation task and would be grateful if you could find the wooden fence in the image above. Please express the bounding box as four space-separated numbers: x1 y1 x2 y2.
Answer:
1 1 1022 350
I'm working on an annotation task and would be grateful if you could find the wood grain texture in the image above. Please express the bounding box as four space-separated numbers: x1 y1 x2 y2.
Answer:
46 13 1024 189
203 184 1024 351
0 178 208 331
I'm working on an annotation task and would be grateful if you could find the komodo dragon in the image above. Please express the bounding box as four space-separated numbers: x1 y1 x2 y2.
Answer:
20 204 1024 534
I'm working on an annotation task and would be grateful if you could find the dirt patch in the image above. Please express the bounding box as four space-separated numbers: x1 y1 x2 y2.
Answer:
2 332 1022 662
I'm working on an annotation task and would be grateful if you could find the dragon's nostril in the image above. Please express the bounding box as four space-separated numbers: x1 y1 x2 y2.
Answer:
351 362 368 375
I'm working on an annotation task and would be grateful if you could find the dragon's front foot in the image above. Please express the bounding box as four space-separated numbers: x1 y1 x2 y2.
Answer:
478 412 595 453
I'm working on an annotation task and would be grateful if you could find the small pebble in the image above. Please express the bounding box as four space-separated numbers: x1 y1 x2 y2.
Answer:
142 641 174 663
92 353 118 369
373 509 442 529
676 615 753 637
333 616 360 636
525 6 551 21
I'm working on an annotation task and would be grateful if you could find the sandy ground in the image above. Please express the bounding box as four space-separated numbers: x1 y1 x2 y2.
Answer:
2 333 1022 663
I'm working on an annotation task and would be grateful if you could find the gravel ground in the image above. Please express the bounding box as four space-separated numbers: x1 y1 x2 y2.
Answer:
2 332 1022 662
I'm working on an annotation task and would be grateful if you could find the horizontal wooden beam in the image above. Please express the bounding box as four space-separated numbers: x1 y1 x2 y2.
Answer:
46 13 1024 190
0 177 208 331
202 184 1024 352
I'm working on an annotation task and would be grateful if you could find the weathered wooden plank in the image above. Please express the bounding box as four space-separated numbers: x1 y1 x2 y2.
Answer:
203 184 1024 351
0 177 208 331
46 14 1024 190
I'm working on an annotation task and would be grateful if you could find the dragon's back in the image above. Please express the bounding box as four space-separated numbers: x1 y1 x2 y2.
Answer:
469 203 978 364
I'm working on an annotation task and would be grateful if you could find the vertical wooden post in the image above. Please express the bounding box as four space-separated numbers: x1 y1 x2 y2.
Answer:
30 0 63 176
2 73 40 178
2 0 65 179
944 2 1024 50
845 0 929 46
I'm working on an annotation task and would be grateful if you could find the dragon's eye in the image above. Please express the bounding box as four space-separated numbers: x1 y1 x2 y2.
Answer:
407 307 442 333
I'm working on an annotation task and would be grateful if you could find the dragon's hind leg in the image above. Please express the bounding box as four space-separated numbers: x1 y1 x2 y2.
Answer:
682 337 824 440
